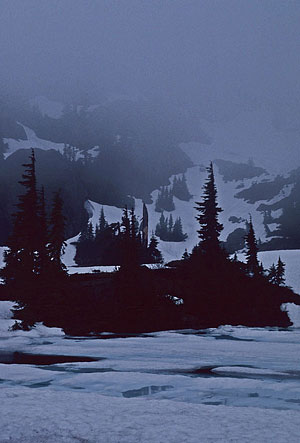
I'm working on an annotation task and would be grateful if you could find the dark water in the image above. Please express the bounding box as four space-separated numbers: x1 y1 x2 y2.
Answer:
0 351 101 365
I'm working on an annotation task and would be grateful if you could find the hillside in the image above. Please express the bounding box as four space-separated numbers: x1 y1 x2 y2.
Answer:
0 96 299 253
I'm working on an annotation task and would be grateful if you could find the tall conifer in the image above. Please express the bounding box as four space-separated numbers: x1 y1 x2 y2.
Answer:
3 149 40 285
195 162 223 256
275 257 285 286
245 216 260 275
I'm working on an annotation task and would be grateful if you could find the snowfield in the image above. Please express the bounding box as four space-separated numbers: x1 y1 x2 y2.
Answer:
1 388 300 443
1 306 300 442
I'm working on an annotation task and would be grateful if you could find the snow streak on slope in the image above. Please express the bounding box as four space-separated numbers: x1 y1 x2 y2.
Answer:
3 124 65 158
3 124 100 160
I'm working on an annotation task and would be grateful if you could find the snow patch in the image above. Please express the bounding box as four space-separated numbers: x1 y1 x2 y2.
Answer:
4 124 65 159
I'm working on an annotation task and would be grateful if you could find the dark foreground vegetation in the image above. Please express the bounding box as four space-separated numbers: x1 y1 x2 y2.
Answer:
1 152 299 335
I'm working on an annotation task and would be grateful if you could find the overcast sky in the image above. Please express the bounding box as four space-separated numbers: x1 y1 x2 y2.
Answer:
0 0 300 110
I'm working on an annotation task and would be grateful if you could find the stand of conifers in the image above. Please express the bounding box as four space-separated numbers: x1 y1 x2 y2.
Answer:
1 151 299 334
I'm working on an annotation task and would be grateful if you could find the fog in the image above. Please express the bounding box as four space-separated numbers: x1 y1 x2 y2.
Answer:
1 0 300 115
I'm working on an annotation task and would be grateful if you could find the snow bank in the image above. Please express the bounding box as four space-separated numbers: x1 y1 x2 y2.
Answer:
1 387 300 443
1 325 300 442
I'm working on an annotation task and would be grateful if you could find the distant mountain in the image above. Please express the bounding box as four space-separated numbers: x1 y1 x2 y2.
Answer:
0 96 199 244
0 95 299 258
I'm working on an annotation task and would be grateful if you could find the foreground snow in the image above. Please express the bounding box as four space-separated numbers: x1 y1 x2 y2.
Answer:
1 387 300 443
1 312 300 442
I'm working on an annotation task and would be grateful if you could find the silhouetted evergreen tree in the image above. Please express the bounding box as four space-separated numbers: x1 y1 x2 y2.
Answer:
173 217 188 241
141 202 149 247
168 213 174 233
268 263 277 284
275 257 286 286
2 149 40 286
172 174 192 201
146 234 163 263
75 206 162 267
119 206 139 269
98 207 107 233
194 162 223 256
245 217 260 276
155 213 168 239
130 207 138 240
155 213 187 241
155 186 175 212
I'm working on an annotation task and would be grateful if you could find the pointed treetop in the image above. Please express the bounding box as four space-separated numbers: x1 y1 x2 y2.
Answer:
194 162 223 254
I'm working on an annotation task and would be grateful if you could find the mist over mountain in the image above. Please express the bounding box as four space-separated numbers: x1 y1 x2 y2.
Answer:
1 1 300 110
0 0 300 253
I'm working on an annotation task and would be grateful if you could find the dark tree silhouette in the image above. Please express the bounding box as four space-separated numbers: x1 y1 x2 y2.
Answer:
155 212 168 239
195 162 223 256
268 264 276 283
276 257 286 286
98 207 107 233
172 174 192 201
245 216 260 275
155 213 187 241
2 149 40 286
173 217 188 241
119 206 139 270
155 186 175 212
147 234 163 264
142 202 149 247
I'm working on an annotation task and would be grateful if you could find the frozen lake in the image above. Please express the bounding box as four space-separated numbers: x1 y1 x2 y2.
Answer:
1 304 300 442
